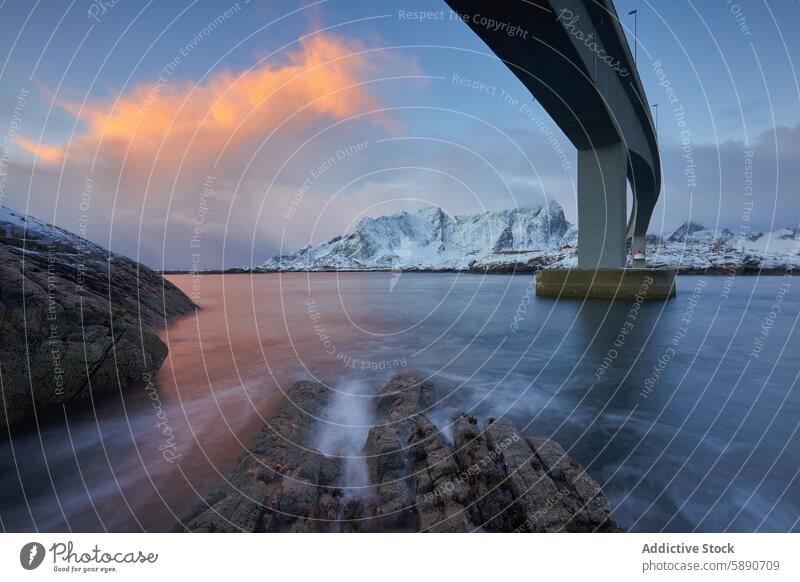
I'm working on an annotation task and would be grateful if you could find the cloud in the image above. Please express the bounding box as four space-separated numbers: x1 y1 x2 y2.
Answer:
7 33 422 268
16 136 65 164
19 34 399 182
654 122 800 234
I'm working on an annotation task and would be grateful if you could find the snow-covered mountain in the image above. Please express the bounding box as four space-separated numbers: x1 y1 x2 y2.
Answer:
260 203 575 271
651 222 800 272
256 203 800 273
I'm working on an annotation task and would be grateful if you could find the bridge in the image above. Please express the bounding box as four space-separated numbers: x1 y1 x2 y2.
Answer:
445 0 675 297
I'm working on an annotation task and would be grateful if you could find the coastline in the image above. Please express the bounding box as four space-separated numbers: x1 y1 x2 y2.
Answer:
162 267 798 276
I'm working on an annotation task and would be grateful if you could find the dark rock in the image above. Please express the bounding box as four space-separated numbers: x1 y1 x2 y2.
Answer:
485 418 576 532
180 479 270 533
408 415 468 532
362 425 414 527
340 497 366 532
364 425 406 485
181 374 623 533
451 413 520 531
0 208 195 432
369 374 470 532
526 437 621 532
183 380 338 532
278 469 321 518
375 373 435 431
316 492 339 521
364 374 441 529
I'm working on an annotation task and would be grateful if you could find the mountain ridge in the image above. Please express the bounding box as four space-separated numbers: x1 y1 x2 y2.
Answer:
257 203 799 273
260 202 575 272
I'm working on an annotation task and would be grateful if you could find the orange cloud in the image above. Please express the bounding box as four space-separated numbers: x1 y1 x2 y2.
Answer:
17 136 65 164
22 34 403 177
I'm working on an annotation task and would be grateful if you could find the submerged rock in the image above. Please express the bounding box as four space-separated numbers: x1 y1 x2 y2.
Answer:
179 374 622 533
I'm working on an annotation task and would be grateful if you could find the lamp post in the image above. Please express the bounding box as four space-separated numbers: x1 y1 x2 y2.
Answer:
628 9 638 65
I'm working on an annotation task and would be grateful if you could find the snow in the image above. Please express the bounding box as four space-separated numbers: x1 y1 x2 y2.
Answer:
651 221 800 271
0 206 55 239
738 227 800 256
0 205 111 257
257 211 800 273
259 202 572 271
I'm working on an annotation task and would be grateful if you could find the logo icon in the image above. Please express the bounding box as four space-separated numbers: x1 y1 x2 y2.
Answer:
20 542 45 570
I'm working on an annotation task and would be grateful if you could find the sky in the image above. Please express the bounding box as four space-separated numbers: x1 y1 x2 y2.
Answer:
0 0 798 269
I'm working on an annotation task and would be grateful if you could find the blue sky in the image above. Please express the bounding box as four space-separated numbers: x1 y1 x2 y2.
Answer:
0 0 798 268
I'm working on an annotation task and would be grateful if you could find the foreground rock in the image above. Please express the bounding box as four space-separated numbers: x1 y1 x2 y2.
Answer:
180 374 622 532
180 380 342 532
0 207 195 432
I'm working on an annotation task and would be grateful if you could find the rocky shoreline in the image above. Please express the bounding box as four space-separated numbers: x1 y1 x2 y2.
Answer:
180 374 622 533
0 208 195 432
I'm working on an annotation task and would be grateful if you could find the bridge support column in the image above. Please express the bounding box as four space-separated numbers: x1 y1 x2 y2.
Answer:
577 142 627 268
536 142 675 300
631 233 647 267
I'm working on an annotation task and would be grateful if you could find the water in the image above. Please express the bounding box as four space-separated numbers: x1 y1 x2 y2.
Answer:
1 272 799 532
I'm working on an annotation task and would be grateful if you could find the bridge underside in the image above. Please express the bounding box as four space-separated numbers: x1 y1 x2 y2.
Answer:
445 0 664 276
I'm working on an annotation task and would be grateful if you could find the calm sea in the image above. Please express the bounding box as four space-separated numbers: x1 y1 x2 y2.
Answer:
2 272 798 532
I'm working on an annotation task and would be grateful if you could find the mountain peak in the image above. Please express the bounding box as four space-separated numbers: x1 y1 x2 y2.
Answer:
261 203 572 271
667 221 706 242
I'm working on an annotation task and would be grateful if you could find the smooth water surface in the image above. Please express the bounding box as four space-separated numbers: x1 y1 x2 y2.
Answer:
2 272 799 532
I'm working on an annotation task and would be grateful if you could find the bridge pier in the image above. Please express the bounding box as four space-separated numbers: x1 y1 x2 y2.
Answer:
444 0 675 299
536 142 674 299
535 267 676 299
577 142 627 268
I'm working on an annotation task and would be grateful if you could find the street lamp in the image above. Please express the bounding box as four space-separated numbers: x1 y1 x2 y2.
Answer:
628 9 638 65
